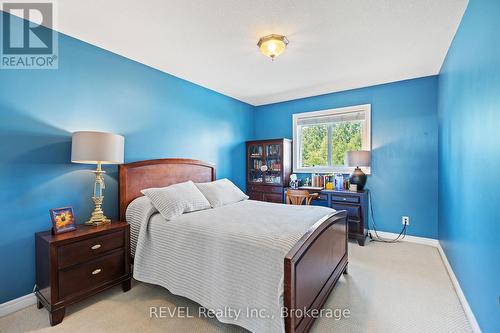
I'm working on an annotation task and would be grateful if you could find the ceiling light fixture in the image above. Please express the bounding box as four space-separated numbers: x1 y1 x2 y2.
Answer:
257 34 289 61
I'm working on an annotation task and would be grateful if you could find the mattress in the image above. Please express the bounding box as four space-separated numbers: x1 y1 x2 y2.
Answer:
127 197 335 333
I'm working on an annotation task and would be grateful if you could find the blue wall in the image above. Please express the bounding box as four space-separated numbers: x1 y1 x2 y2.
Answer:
5 8 497 332
255 77 439 239
438 0 500 331
0 14 254 303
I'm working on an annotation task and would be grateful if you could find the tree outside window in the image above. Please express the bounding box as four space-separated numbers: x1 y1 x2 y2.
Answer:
293 105 370 173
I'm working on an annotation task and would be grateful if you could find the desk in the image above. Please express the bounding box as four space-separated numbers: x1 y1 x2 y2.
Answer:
284 188 369 246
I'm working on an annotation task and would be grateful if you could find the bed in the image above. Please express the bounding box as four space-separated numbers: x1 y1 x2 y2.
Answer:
119 158 348 333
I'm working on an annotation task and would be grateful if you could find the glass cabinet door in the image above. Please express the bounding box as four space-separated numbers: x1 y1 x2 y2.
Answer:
248 144 264 183
264 143 282 184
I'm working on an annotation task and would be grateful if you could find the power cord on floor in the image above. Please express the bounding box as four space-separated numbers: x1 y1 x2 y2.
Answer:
367 190 407 243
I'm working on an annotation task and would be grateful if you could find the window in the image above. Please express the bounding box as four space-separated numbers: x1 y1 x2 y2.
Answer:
292 104 371 173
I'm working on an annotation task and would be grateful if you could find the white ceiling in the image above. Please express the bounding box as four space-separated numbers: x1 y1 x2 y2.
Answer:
36 1 469 105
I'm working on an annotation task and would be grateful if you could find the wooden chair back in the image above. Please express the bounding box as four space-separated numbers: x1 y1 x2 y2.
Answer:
286 189 318 206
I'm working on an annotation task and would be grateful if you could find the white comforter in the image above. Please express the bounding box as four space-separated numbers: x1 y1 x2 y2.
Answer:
127 198 335 333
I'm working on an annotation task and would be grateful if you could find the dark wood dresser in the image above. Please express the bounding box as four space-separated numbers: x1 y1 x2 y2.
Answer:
284 188 369 246
246 138 292 203
35 221 131 325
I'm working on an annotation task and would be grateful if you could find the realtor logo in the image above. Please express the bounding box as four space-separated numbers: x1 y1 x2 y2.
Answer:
1 1 58 69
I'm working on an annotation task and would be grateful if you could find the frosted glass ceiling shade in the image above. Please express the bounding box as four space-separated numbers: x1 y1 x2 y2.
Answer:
71 131 124 164
257 34 289 60
345 150 371 167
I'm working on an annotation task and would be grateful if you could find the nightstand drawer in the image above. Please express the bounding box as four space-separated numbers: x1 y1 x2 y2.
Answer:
59 249 125 299
58 230 124 269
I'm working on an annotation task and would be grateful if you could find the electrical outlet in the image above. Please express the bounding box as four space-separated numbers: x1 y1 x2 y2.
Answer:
402 216 410 225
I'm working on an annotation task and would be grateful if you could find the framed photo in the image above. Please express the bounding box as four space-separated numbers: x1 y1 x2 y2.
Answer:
50 207 77 234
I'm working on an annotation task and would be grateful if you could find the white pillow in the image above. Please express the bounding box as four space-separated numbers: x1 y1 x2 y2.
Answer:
141 181 211 220
195 178 249 208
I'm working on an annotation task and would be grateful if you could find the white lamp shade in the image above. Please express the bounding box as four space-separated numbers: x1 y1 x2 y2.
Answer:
345 150 371 167
71 131 124 164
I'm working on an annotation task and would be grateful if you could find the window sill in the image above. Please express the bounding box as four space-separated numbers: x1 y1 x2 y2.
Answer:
293 166 371 175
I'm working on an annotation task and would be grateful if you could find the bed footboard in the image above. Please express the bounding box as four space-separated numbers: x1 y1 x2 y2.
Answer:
284 210 348 333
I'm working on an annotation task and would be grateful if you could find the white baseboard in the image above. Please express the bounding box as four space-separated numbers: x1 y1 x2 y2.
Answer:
437 243 481 333
0 292 36 317
368 230 439 246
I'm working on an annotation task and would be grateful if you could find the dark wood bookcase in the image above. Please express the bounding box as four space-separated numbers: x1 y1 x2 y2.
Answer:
246 138 292 203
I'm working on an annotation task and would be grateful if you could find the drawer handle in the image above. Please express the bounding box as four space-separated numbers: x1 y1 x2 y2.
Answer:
91 244 101 250
92 269 102 275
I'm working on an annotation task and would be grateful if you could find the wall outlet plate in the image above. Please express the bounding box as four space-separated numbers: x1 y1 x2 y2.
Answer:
402 216 410 225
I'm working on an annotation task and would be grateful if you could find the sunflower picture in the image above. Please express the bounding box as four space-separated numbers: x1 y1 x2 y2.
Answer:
50 207 77 234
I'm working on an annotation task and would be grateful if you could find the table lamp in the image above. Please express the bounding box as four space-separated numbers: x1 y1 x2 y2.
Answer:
345 150 371 191
71 131 124 226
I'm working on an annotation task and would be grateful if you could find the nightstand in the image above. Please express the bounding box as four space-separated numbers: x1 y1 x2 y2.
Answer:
35 221 131 326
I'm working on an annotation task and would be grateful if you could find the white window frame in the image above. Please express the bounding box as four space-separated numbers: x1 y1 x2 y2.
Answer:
292 104 371 174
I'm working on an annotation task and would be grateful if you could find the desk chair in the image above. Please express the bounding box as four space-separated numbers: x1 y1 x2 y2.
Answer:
286 189 319 206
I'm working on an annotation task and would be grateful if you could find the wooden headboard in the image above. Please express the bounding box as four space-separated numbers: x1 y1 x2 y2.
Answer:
119 158 216 220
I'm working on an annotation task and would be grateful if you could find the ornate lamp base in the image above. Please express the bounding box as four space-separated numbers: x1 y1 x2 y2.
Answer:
86 195 111 226
86 218 111 226
86 200 110 225
86 162 111 226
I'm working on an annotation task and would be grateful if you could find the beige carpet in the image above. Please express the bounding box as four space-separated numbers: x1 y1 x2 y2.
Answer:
0 241 472 333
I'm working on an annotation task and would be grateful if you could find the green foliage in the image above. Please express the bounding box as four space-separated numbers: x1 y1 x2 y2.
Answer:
301 125 328 166
331 122 362 165
301 121 362 167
